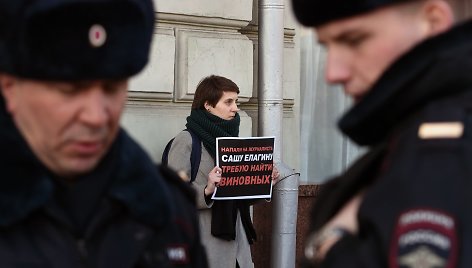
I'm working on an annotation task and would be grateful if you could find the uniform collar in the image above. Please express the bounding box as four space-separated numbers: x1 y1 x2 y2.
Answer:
339 20 472 146
0 97 53 226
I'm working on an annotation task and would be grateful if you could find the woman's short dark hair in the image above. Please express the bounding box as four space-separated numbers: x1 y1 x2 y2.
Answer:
191 75 240 110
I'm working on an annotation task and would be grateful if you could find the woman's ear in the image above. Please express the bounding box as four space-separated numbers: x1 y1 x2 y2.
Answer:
421 0 455 36
204 101 211 111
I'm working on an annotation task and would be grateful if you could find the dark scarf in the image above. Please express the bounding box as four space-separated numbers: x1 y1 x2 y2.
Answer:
186 109 240 158
186 109 257 244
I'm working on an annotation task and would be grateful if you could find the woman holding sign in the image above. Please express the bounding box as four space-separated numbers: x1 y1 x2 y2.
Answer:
166 75 279 268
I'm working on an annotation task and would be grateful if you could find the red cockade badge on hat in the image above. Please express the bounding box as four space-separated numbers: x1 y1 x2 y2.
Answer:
89 24 107 48
390 208 458 268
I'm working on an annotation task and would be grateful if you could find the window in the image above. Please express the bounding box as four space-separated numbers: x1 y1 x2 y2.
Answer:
299 28 363 184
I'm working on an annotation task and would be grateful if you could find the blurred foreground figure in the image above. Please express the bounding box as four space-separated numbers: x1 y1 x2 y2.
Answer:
292 0 472 267
0 0 207 267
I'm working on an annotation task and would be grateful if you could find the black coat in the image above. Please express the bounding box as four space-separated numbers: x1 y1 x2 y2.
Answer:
305 20 472 268
0 100 208 268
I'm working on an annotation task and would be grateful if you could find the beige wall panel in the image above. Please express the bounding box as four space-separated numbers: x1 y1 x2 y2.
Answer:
282 113 299 169
283 43 300 171
129 27 175 98
156 0 252 21
284 45 297 102
121 106 189 163
284 0 297 30
175 29 253 102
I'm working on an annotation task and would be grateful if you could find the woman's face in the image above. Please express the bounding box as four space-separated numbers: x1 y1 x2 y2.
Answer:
206 91 240 120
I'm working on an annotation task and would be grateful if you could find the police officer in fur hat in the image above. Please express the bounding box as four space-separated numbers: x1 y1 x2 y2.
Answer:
292 0 472 267
0 0 207 267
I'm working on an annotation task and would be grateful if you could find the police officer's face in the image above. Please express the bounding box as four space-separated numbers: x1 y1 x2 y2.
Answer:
315 2 453 102
0 77 128 178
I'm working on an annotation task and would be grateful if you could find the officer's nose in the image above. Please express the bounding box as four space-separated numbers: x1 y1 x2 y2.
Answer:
325 49 351 85
79 83 110 128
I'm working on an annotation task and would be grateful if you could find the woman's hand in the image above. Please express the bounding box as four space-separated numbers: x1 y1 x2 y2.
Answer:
205 166 222 196
272 165 281 185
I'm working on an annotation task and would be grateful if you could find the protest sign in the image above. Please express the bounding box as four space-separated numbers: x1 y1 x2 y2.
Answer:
212 136 275 200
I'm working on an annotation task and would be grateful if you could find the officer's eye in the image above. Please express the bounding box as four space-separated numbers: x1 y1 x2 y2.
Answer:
103 80 128 94
336 32 370 48
344 34 369 48
50 82 78 95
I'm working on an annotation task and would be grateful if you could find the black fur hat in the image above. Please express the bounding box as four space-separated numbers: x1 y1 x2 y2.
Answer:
0 0 155 80
292 0 412 27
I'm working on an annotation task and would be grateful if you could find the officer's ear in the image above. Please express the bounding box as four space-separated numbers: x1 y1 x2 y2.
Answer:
0 74 19 113
420 0 455 36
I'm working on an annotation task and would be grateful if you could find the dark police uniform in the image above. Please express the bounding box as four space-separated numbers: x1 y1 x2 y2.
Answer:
301 19 472 268
0 0 207 267
0 123 208 268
